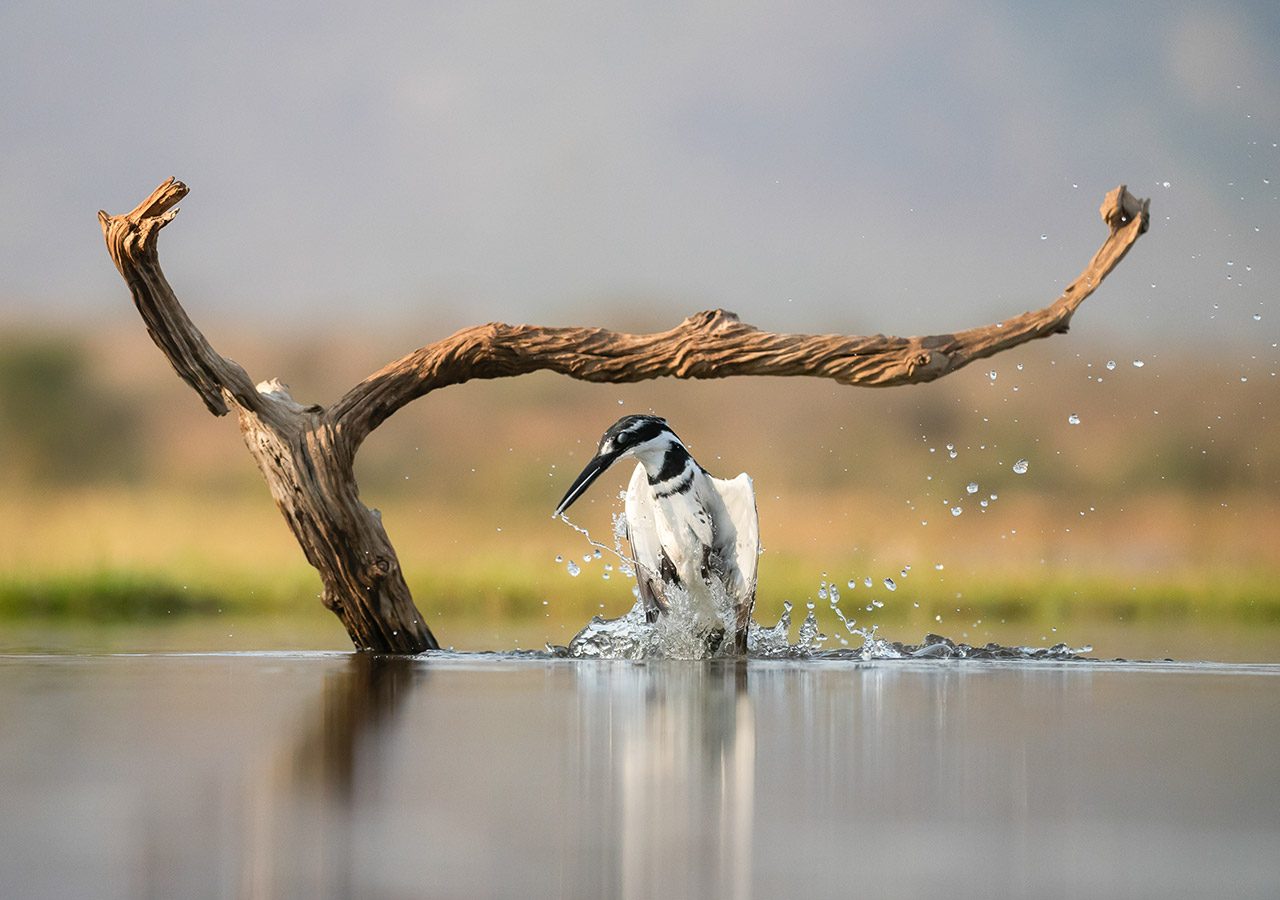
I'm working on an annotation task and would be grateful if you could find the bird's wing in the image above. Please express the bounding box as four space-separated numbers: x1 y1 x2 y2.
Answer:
625 463 671 620
711 473 759 627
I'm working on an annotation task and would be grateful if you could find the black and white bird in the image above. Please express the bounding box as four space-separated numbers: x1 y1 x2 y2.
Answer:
553 415 759 652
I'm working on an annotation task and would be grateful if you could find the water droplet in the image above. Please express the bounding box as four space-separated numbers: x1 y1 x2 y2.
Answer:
554 555 563 563
1012 458 1029 474
1040 234 1048 241
934 563 945 571
1016 363 1024 371
966 482 979 494
872 599 885 608
1160 181 1170 188
951 506 963 517
846 579 856 590
1106 360 1117 371
1068 413 1081 425
1253 313 1262 321
884 578 896 591
1132 359 1145 368
864 577 873 588
988 370 997 381
566 561 581 577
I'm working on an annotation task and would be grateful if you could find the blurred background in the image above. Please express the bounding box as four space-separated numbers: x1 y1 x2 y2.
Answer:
1 1 1277 657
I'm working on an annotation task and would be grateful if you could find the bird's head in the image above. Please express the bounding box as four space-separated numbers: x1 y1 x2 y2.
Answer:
553 415 684 517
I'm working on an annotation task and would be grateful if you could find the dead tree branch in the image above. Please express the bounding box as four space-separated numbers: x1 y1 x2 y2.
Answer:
101 179 1149 652
331 185 1148 451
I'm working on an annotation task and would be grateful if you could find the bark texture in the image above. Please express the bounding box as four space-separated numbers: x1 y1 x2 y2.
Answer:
101 178 1149 652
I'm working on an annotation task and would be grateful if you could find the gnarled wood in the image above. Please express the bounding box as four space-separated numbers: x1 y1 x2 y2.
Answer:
99 181 438 652
100 179 1149 652
331 185 1148 451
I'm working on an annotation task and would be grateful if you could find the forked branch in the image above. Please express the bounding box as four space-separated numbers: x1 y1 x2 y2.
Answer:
331 185 1149 449
100 178 1148 652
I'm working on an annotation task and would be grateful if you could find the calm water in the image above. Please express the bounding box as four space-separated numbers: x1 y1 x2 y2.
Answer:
2 652 1278 898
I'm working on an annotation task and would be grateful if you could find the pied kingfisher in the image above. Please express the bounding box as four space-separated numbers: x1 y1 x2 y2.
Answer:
553 415 759 652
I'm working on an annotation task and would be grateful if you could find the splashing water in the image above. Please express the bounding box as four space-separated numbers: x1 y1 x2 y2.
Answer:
550 506 1088 662
551 602 1091 661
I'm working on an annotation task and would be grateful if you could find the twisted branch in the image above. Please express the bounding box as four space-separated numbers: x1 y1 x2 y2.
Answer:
331 185 1149 449
98 178 278 423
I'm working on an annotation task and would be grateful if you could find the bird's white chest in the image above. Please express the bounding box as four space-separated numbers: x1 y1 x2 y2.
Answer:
652 477 736 586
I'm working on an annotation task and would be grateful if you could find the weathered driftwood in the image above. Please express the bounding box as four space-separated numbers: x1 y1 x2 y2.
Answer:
100 179 1149 652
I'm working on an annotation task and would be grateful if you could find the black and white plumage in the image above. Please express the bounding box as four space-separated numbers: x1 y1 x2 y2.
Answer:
553 415 759 651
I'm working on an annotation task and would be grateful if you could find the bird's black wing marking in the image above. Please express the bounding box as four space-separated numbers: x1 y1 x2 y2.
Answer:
628 521 674 623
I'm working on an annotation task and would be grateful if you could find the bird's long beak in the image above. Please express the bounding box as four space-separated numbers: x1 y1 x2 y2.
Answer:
553 448 622 517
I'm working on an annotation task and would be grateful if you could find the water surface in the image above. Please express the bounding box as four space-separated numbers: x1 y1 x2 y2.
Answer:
2 652 1278 898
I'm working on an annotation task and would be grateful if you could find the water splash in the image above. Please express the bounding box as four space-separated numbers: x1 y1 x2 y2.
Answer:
552 602 1090 662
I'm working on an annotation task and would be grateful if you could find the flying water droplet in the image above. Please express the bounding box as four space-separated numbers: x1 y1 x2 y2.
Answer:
554 555 563 563
1106 360 1117 370
988 370 997 381
566 561 581 577
1012 458 1029 474
966 482 979 494
1253 313 1262 321
1040 234 1048 241
1068 413 1081 425
846 579 856 590
864 577 873 588
1132 359 1145 368
951 506 963 517
884 578 896 591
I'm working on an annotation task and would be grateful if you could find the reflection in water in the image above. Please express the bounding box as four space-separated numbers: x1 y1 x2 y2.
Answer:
576 662 755 899
3 654 1278 898
238 655 420 898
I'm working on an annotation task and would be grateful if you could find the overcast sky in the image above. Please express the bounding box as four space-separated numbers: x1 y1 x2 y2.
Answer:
1 1 1276 343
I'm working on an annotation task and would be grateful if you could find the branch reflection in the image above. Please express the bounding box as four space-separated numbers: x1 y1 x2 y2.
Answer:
239 654 421 897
